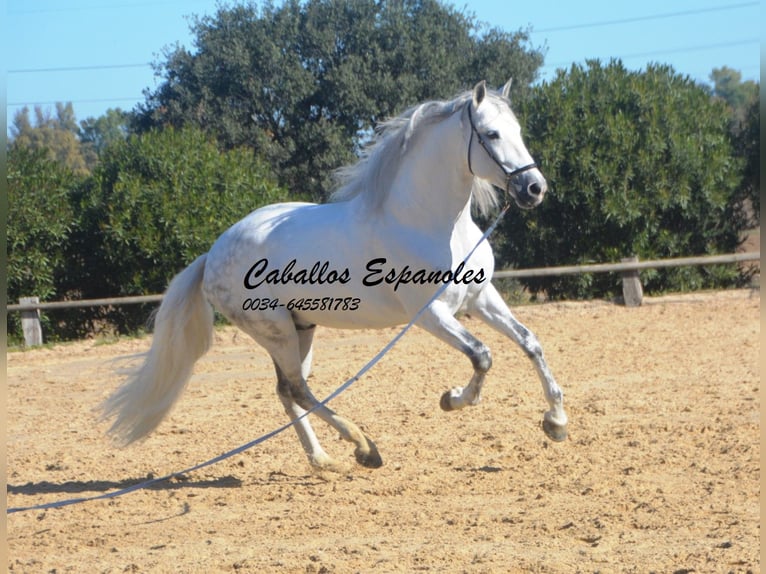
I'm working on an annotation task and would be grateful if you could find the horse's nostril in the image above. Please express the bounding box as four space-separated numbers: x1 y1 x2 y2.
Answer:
528 182 543 197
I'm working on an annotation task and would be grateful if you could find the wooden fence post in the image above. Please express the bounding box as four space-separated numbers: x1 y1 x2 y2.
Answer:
20 296 43 347
621 256 643 307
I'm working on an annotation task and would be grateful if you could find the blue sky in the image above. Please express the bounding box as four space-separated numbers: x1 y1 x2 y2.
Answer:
6 0 761 127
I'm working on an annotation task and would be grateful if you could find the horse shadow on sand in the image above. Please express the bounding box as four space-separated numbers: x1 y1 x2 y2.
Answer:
8 469 329 499
7 474 243 497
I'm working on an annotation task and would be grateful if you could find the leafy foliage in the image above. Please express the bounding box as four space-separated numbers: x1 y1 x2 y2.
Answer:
7 146 78 301
499 60 749 299
708 67 760 225
79 108 130 170
736 95 759 222
10 103 90 174
7 147 80 341
709 66 759 128
8 126 289 340
63 127 291 334
133 0 544 200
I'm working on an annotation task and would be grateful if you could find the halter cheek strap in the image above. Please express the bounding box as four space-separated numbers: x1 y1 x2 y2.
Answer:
466 103 538 194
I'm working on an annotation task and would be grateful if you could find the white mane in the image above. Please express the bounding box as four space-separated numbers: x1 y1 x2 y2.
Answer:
329 90 509 216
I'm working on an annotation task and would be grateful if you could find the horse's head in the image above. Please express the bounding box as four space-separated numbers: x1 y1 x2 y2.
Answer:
466 80 547 210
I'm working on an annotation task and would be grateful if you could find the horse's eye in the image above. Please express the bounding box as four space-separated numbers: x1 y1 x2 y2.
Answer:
486 130 500 140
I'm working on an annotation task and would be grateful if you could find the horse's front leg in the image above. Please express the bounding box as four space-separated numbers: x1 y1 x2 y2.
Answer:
416 300 493 411
467 284 568 442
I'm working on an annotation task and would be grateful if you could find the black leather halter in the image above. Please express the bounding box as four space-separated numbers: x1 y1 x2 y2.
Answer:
466 103 538 194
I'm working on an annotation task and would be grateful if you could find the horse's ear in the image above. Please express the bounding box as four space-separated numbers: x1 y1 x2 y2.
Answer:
502 78 513 100
472 81 487 107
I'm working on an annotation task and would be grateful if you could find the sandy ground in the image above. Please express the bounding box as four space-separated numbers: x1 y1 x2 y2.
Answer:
7 289 760 573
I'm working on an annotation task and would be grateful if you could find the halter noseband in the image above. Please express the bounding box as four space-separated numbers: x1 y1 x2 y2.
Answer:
466 103 538 196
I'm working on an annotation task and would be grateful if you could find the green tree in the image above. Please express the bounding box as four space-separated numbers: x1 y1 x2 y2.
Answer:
66 127 290 333
737 95 759 223
499 60 749 300
133 0 544 200
10 103 90 174
709 67 759 225
79 108 130 170
7 147 80 341
709 66 759 127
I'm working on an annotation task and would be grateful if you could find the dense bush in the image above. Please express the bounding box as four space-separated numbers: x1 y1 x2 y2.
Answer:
7 147 81 342
498 61 750 300
8 127 290 341
63 126 291 333
735 95 759 224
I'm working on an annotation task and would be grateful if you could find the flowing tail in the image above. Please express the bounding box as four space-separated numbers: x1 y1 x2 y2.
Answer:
101 254 214 445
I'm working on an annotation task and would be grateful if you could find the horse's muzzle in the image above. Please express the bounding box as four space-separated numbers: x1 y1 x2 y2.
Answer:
511 173 547 210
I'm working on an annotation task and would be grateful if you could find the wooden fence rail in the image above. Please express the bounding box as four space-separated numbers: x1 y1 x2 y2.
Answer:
7 252 760 347
8 294 163 313
492 252 760 279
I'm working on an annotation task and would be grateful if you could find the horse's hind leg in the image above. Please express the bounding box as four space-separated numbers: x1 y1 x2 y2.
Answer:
280 369 382 469
468 284 568 442
275 366 335 469
244 315 382 469
274 327 335 469
273 363 381 469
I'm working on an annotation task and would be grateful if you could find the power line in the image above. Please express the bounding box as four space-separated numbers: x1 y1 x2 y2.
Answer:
543 37 760 70
7 97 142 108
618 37 759 61
10 0 212 15
10 63 150 74
534 1 758 34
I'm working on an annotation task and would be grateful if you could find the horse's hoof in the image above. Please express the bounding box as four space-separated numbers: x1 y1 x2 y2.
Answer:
542 419 568 442
355 448 383 469
355 439 383 468
440 391 454 411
